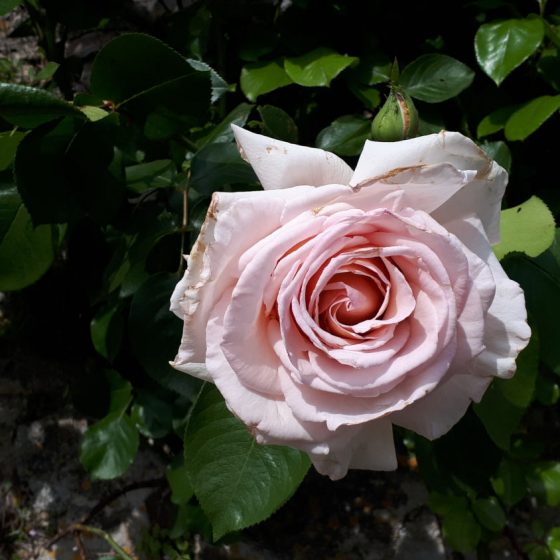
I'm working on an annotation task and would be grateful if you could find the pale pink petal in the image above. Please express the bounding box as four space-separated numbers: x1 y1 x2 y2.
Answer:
207 295 332 451
310 419 397 480
232 125 353 190
351 132 491 184
171 185 346 367
445 217 531 378
390 373 493 440
351 131 506 243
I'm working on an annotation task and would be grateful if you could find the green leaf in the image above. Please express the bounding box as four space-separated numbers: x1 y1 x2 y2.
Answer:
494 196 555 260
129 273 199 398
316 115 370 156
166 460 194 505
538 49 560 91
491 459 527 506
347 82 381 109
106 370 132 415
528 462 560 506
90 33 210 125
0 131 25 171
35 61 60 81
0 83 84 128
475 17 545 85
196 102 253 148
79 106 110 122
190 142 258 195
0 205 55 291
472 497 507 532
427 492 468 516
131 389 173 439
90 302 125 361
125 160 179 193
284 48 358 87
479 140 512 173
185 385 310 540
442 509 482 553
477 105 518 138
350 53 392 85
187 58 229 103
0 180 21 240
258 105 298 143
15 116 125 225
80 413 139 480
535 375 560 405
400 54 475 103
504 242 560 373
474 333 539 449
240 60 293 102
505 95 560 141
527 544 554 560
547 528 560 560
0 0 22 15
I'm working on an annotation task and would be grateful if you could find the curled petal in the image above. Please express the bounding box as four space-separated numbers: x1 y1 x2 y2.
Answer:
232 125 353 190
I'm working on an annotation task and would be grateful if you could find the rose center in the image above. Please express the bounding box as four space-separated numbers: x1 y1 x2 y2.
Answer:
319 272 384 325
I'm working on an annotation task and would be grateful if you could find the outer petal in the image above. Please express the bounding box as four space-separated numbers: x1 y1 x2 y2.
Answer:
445 216 531 378
310 419 397 480
207 294 332 452
351 131 506 243
232 125 353 190
389 373 492 440
171 184 349 369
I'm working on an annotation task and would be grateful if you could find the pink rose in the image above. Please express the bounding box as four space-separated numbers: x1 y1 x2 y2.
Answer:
171 126 530 480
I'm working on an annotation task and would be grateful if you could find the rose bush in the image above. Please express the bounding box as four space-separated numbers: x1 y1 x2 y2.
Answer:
171 126 530 480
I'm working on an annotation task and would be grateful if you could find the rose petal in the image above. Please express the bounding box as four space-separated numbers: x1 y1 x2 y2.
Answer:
445 217 530 378
232 125 353 190
389 373 493 439
310 419 397 480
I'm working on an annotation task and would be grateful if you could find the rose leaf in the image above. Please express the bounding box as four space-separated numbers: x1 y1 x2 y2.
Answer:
475 17 545 86
494 196 555 260
184 384 310 541
400 54 475 103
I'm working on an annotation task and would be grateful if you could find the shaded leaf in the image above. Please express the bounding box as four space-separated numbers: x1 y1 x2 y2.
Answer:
0 83 84 128
479 140 512 173
166 460 193 505
190 142 258 194
258 105 298 143
129 273 199 398
442 509 482 553
80 413 139 480
474 333 539 449
131 389 174 439
491 459 527 506
0 131 25 170
316 115 370 156
0 205 55 291
472 497 507 532
196 103 253 148
0 0 22 15
400 54 475 102
90 302 125 361
528 462 560 506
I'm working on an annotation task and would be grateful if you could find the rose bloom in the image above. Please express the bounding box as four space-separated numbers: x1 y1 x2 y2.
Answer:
171 125 530 480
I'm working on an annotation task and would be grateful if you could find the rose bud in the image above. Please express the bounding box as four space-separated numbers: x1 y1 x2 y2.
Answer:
371 85 419 142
